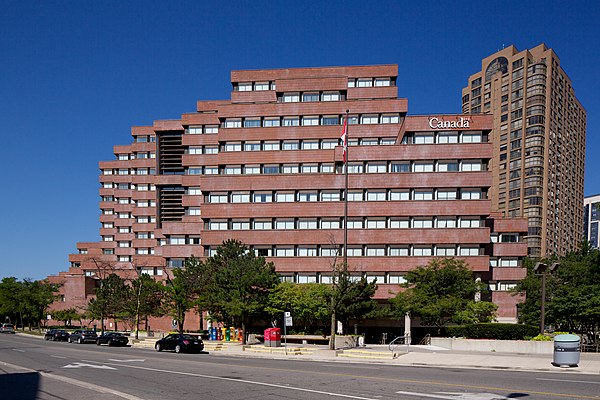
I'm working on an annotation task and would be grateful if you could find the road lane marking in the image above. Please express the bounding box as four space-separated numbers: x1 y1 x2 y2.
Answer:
12 349 25 352
108 358 145 362
50 355 67 359
396 391 516 399
0 360 142 400
537 377 600 385
63 362 116 370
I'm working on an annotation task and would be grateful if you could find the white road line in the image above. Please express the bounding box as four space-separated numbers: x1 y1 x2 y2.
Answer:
396 391 513 399
108 359 145 362
50 355 67 359
82 359 380 400
12 349 25 352
536 377 600 385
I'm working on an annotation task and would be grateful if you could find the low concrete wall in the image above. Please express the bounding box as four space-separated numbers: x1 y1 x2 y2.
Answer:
431 337 553 354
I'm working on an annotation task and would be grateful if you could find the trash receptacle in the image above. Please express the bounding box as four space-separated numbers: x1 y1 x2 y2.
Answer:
553 334 580 367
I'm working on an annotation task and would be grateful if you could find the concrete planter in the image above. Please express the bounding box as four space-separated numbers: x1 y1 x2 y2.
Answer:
431 337 553 354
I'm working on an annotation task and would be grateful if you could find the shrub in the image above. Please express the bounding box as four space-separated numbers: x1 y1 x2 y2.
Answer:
444 323 538 340
531 334 552 341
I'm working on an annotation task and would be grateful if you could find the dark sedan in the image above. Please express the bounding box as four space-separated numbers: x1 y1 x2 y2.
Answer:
68 329 98 344
96 332 129 347
155 334 204 353
44 329 70 341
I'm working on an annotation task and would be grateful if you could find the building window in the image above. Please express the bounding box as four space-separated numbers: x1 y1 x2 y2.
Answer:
244 118 261 128
413 246 432 256
366 163 386 173
302 93 319 102
347 219 363 229
208 193 228 203
360 115 378 124
413 162 434 172
366 191 386 201
348 191 363 201
302 116 319 126
253 192 273 203
461 190 482 200
436 217 456 228
263 141 280 151
414 133 435 144
283 93 300 102
298 219 317 229
413 218 433 228
321 191 340 201
254 220 273 230
283 117 300 126
389 246 409 256
263 118 281 127
437 190 457 200
390 190 409 201
224 119 242 128
460 246 480 256
275 219 294 229
298 191 317 202
322 92 340 101
276 192 295 202
321 116 339 125
321 219 340 229
413 190 433 200
282 141 299 150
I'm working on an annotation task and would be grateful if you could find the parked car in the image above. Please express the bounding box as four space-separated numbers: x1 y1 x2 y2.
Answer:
68 329 98 344
155 334 204 353
96 332 129 347
0 323 15 334
44 329 70 341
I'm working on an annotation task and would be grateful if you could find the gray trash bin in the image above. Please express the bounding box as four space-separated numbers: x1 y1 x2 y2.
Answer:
552 334 580 367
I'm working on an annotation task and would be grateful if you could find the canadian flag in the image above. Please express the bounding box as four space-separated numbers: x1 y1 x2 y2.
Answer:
341 116 348 163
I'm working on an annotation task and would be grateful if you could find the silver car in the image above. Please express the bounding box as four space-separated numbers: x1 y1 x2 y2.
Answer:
0 323 15 334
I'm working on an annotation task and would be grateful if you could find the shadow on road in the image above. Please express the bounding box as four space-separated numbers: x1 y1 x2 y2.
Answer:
0 372 40 399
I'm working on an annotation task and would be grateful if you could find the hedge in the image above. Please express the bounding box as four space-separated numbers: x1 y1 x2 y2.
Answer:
444 323 538 340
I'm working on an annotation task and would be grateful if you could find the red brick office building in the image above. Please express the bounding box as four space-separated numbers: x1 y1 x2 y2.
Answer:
48 65 528 331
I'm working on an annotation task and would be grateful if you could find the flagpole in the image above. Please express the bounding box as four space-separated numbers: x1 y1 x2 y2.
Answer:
343 110 349 268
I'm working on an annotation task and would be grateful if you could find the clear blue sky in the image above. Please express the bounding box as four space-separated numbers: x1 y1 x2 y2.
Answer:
1 0 598 281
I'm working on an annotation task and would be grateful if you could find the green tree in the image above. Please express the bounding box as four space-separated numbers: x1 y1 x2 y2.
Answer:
126 273 165 339
0 277 22 325
19 279 60 330
52 308 81 327
453 301 498 325
201 239 279 344
266 282 330 333
391 258 486 334
515 245 600 342
164 256 205 334
87 273 129 333
327 262 378 349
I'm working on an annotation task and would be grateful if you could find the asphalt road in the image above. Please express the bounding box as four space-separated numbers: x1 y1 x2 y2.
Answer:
0 334 599 400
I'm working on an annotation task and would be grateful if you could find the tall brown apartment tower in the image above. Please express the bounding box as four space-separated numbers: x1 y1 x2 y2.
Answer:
51 65 529 330
462 44 586 258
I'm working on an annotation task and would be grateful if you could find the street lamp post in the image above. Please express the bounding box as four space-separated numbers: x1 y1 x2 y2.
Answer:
533 262 559 335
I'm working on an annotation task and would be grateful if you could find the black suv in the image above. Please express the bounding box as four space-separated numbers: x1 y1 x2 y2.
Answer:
68 329 98 344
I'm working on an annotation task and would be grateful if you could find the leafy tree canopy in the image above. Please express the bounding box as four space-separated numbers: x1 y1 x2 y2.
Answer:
391 258 487 333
